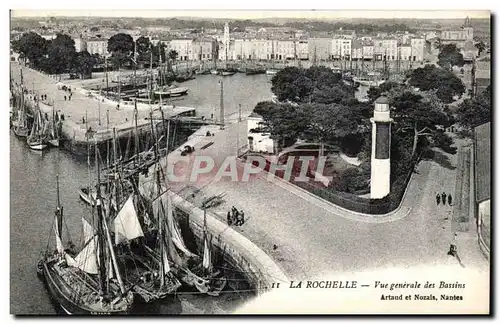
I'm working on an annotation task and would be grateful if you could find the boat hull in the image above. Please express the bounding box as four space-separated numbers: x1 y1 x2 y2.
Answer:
13 127 29 138
210 70 219 75
28 142 48 151
221 71 236 76
49 139 60 147
38 259 132 315
265 70 278 75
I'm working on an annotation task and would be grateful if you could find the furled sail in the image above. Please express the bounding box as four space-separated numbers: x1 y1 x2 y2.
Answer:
66 235 99 275
202 236 211 270
53 216 64 254
114 195 144 245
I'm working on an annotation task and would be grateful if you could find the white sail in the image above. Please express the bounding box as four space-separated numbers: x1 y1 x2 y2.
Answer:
162 248 171 274
114 195 144 244
108 258 115 279
66 235 99 275
53 216 64 254
202 237 211 270
82 217 94 244
165 195 197 258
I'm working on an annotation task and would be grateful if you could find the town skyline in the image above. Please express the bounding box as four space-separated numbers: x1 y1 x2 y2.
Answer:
11 9 490 20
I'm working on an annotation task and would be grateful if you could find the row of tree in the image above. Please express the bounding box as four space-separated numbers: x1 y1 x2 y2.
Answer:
11 31 181 78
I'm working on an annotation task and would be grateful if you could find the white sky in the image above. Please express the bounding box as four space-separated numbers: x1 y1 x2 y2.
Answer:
11 9 490 20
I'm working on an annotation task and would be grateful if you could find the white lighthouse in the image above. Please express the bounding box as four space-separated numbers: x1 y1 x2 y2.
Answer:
370 96 393 199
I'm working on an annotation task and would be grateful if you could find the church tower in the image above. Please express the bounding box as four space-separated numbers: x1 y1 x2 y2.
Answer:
370 97 393 199
463 16 474 41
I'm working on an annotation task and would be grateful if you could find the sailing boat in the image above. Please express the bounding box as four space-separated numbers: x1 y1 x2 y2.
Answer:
109 131 182 302
48 103 61 147
37 173 135 315
27 101 48 151
266 40 278 75
12 82 30 137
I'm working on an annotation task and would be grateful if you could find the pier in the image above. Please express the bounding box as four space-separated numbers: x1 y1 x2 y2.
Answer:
10 61 199 155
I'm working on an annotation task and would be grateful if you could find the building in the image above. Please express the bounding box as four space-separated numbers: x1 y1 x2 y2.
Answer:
247 112 275 154
440 16 474 48
362 42 374 59
276 39 296 60
85 37 108 56
297 40 308 60
192 38 217 61
399 45 412 61
462 40 479 62
410 38 425 61
473 122 490 259
168 39 195 61
474 60 491 94
331 38 352 60
308 38 331 62
351 40 363 60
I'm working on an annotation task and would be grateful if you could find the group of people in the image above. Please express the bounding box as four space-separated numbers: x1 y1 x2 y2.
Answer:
62 86 72 101
227 206 245 226
436 192 453 206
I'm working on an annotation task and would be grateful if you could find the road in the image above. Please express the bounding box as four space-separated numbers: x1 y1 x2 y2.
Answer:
163 121 489 281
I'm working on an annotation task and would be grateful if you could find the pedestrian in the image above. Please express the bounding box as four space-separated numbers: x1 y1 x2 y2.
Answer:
82 117 85 124
436 193 441 205
227 211 232 226
239 210 245 225
64 95 67 101
442 192 447 206
448 194 453 206
69 94 72 101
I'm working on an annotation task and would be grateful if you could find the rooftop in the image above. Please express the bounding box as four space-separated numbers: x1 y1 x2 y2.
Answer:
474 122 491 202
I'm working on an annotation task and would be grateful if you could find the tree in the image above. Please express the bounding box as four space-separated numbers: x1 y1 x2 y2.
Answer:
388 87 454 156
408 65 465 103
475 40 486 56
271 66 356 104
455 85 491 130
168 49 179 61
367 81 400 103
437 44 464 70
271 67 313 102
253 101 309 154
107 33 134 67
70 50 97 79
11 32 48 65
135 36 152 65
45 33 76 74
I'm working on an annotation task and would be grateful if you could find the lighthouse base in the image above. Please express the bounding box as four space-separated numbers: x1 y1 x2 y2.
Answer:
370 158 391 199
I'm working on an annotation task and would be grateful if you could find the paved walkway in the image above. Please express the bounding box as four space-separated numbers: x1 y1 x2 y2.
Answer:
159 121 489 280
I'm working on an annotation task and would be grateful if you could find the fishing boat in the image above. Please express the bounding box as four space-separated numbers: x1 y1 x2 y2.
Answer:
245 68 266 75
352 76 385 87
220 69 236 76
12 85 30 138
265 69 278 75
27 104 48 151
210 70 219 75
48 104 61 147
37 175 135 315
154 85 188 97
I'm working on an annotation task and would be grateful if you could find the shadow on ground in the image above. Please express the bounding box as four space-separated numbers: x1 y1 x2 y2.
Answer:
423 150 456 170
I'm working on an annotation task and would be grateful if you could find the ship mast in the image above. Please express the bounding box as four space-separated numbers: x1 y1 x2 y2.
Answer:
95 147 109 297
